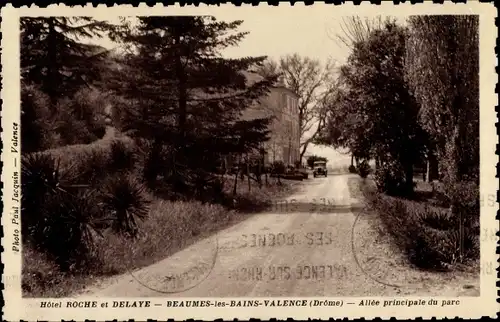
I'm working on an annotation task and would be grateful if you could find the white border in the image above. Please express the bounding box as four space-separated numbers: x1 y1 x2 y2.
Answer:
1 2 498 320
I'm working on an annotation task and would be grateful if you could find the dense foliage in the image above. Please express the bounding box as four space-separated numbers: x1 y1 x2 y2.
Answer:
21 16 280 273
320 17 478 200
106 17 275 194
321 15 480 268
21 18 117 153
405 15 479 185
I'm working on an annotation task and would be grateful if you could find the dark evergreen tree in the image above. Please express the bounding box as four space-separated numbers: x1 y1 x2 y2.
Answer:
21 17 118 152
21 17 114 106
109 16 276 192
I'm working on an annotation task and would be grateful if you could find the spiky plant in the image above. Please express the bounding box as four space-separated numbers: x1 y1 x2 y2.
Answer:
417 208 458 231
22 153 67 195
36 190 103 271
21 153 83 241
99 175 150 238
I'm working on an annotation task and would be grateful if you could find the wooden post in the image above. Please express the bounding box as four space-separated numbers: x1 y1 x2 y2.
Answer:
425 159 430 182
233 154 240 195
247 157 251 192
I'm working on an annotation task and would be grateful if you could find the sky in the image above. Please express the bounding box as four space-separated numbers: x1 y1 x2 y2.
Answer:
93 11 354 65
90 8 409 166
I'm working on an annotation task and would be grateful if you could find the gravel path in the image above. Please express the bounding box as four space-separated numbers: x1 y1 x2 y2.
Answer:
77 173 479 297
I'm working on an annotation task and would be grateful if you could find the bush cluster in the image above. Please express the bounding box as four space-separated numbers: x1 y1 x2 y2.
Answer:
21 85 108 153
22 137 148 272
374 160 408 196
270 161 286 175
366 191 479 269
357 161 371 178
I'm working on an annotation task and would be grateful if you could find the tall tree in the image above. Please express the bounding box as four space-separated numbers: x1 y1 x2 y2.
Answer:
329 16 386 49
20 18 118 152
405 15 479 184
21 17 115 107
257 54 338 163
321 21 427 194
110 16 275 191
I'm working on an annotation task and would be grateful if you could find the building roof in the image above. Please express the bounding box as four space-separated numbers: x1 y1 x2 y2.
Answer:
242 70 299 98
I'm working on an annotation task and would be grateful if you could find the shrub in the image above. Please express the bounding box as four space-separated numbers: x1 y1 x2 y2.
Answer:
34 190 103 271
21 84 111 150
374 160 407 196
417 207 458 231
51 99 99 146
21 153 82 242
99 175 150 238
357 161 371 178
75 148 111 184
69 88 108 139
348 165 357 173
110 139 137 171
365 191 479 270
444 179 479 226
281 174 304 181
409 226 479 267
270 161 286 175
21 84 52 153
39 136 135 186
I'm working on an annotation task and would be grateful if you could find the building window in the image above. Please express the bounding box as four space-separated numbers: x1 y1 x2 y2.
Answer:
281 93 287 112
287 95 294 115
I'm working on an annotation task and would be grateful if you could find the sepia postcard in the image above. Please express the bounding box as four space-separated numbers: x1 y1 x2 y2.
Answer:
1 2 498 320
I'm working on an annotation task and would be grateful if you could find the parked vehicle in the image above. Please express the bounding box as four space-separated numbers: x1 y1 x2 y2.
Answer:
296 168 309 179
313 161 328 177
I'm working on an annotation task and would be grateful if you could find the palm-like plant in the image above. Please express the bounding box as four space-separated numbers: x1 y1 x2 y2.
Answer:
99 176 150 238
37 190 103 271
22 153 69 195
21 153 84 241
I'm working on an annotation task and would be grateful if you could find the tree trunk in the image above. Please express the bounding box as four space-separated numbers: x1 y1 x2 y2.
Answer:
404 163 414 196
425 158 430 182
257 160 263 188
232 171 238 196
144 138 162 185
233 155 241 195
351 154 354 167
247 160 251 192
429 152 439 181
175 33 187 150
46 18 58 113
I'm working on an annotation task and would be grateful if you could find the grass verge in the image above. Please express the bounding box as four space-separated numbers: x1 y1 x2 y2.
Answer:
352 176 479 271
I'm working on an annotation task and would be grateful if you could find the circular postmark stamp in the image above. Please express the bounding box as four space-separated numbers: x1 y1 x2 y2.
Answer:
350 204 405 289
127 235 219 294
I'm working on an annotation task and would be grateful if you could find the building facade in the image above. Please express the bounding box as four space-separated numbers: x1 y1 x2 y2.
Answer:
241 75 300 166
